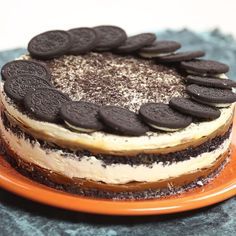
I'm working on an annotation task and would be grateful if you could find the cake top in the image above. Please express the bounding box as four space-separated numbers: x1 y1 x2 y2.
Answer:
1 25 236 137
47 52 186 112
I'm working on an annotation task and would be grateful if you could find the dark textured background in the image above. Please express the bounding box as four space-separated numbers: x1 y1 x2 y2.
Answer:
0 30 236 236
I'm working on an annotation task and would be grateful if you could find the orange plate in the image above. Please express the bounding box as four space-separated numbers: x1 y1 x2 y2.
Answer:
0 118 236 216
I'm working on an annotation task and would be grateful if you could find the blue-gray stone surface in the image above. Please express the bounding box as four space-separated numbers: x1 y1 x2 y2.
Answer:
0 30 236 236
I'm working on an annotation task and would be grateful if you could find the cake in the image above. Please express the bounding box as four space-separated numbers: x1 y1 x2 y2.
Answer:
0 26 235 200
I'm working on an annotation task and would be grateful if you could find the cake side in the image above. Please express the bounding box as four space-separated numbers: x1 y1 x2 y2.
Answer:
0 87 234 154
0 106 232 185
0 109 230 199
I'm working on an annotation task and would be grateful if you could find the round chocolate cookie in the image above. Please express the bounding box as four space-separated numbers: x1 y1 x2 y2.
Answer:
24 88 71 122
28 30 72 60
93 25 127 51
169 98 221 120
60 101 103 132
139 40 181 53
158 50 205 63
139 103 192 131
185 75 236 89
98 106 148 136
181 59 229 75
1 60 51 81
115 33 156 53
68 27 98 55
4 75 52 102
186 84 236 107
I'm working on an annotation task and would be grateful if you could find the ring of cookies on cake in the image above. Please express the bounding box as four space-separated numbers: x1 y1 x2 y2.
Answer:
0 26 235 200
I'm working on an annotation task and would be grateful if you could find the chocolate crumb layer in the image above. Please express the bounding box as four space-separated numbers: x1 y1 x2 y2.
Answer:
1 111 232 166
46 52 186 112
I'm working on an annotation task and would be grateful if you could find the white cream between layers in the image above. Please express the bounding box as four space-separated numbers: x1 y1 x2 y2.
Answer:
139 52 172 58
0 116 231 184
0 87 234 153
186 70 228 79
192 97 232 108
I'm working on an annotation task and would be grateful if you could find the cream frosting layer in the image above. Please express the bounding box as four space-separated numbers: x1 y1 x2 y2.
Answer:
0 115 232 184
139 52 172 58
186 70 228 79
0 87 234 154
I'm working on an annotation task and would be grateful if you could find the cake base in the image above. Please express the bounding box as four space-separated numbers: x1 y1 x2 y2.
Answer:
1 137 230 200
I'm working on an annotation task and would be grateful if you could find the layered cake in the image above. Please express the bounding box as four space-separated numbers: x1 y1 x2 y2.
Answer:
0 26 235 200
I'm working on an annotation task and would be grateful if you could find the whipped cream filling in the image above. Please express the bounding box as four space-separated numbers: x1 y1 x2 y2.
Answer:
65 121 96 133
186 70 228 79
0 115 231 184
139 52 172 58
148 123 181 132
192 97 232 108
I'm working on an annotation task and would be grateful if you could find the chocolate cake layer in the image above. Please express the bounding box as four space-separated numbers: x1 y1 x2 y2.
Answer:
1 111 232 166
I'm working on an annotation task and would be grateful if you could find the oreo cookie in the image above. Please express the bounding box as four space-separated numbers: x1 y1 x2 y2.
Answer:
24 88 71 122
3 75 52 102
158 50 205 63
115 33 156 53
93 25 127 51
139 103 192 131
169 98 221 120
98 106 148 136
186 84 236 107
1 60 51 81
185 75 236 89
68 27 98 55
28 30 72 60
139 40 181 58
60 101 103 132
181 59 229 75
